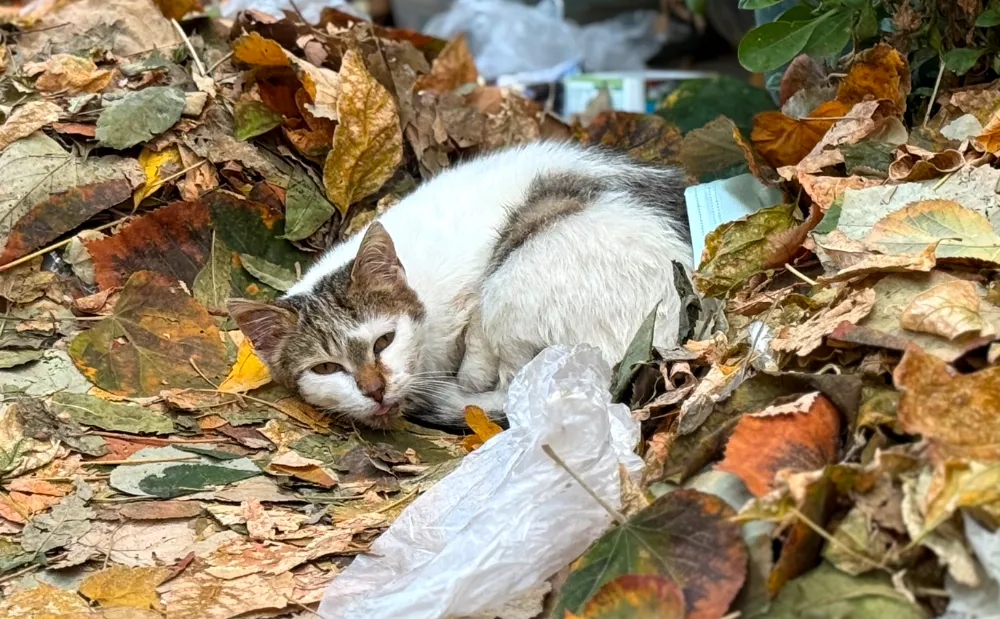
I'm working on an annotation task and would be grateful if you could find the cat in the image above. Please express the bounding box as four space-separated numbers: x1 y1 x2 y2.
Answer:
229 140 691 428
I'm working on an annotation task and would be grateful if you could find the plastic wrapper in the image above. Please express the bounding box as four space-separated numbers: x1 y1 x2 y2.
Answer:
318 345 643 619
424 0 665 81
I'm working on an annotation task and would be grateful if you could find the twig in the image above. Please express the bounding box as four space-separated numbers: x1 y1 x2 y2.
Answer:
933 170 955 191
172 18 206 76
0 217 127 272
93 430 230 444
8 22 70 37
189 357 220 389
541 444 626 524
798 115 858 122
0 315 106 324
0 563 39 585
789 506 883 571
923 60 946 128
206 51 234 74
87 456 200 466
784 263 819 287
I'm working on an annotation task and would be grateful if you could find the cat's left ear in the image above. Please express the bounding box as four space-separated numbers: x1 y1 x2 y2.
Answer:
350 222 407 293
227 299 297 361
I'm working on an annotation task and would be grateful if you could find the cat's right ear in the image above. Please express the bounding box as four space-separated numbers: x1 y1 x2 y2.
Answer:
227 299 296 361
350 222 407 294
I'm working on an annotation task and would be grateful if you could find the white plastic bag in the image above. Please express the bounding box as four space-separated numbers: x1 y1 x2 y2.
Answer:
318 345 643 619
424 0 665 82
220 0 366 23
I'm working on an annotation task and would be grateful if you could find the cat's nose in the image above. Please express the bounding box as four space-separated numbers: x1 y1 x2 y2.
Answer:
367 384 384 403
355 369 385 403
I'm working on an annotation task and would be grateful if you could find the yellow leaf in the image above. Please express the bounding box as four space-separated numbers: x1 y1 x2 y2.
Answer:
134 146 183 206
322 48 403 214
78 565 170 610
152 0 203 20
0 582 88 619
974 109 1000 154
461 404 502 450
232 32 289 67
835 43 910 115
900 280 987 340
865 199 1000 265
219 339 272 393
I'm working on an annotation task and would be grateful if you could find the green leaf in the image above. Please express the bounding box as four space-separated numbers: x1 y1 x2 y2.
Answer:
854 3 878 41
50 393 175 435
205 190 310 271
552 489 747 619
137 463 260 498
738 0 784 8
281 165 337 241
568 574 685 619
233 100 283 141
942 48 985 76
776 5 817 22
760 563 926 619
684 0 706 14
193 232 233 313
976 5 1000 27
0 349 45 369
657 75 775 135
802 9 854 57
610 306 657 403
95 87 187 149
738 19 820 73
239 253 297 291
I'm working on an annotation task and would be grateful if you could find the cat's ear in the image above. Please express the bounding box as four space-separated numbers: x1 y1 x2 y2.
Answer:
350 222 406 293
227 299 296 360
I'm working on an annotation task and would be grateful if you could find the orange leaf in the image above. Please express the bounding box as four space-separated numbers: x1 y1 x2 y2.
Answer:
717 392 841 496
835 43 910 115
232 32 289 67
974 109 1000 154
750 100 848 168
461 405 502 450
414 33 478 93
565 574 685 619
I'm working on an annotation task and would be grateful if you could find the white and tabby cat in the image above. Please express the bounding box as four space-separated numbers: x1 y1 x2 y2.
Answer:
229 141 691 427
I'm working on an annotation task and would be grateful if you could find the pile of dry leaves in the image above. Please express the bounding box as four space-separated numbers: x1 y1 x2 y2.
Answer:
1 0 1000 618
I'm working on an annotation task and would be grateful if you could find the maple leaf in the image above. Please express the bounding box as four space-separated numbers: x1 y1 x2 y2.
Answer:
323 49 403 214
461 405 502 451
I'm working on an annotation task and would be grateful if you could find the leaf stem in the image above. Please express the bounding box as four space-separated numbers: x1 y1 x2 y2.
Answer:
784 263 819 287
541 444 626 524
171 18 206 76
0 217 127 272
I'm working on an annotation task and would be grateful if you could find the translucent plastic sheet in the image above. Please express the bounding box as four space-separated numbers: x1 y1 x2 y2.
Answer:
318 345 643 619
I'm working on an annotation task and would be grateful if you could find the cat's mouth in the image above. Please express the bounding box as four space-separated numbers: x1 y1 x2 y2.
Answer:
373 401 399 417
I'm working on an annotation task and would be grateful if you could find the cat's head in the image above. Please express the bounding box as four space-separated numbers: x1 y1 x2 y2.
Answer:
228 223 425 427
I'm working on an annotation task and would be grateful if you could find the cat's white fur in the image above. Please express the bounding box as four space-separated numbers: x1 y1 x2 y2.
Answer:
286 141 691 425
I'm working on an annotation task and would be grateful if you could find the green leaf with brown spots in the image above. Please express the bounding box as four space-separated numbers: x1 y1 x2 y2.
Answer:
566 574 685 619
50 392 175 435
68 271 229 397
578 111 682 164
204 190 310 271
552 489 747 619
234 99 284 141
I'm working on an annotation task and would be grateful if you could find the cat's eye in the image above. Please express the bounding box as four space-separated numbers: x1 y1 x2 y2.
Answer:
373 332 395 355
311 362 344 375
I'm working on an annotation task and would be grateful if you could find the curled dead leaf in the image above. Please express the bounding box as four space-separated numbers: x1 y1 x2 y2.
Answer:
900 280 988 340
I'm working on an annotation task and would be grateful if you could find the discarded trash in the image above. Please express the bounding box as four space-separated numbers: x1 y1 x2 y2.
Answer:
318 345 643 619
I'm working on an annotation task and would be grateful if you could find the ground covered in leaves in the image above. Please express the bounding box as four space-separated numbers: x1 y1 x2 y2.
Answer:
1 1 1000 618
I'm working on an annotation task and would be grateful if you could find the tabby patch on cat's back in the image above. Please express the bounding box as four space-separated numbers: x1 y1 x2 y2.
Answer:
228 140 692 427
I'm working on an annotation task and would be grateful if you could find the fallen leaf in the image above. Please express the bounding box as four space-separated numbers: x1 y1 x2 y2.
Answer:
109 445 261 498
772 287 877 356
205 190 309 274
267 450 338 487
751 100 846 168
20 481 94 554
888 144 964 182
835 43 911 115
69 270 229 396
30 53 112 93
817 234 937 283
192 231 233 312
79 565 170 610
134 146 183 205
204 528 353 579
461 404 502 450
219 339 271 393
153 0 202 20
0 402 62 479
0 101 61 152
974 108 1000 153
86 200 213 289
414 33 477 93
232 31 289 67
578 111 682 164
96 86 187 149
564 574 685 619
764 562 925 619
718 392 841 496
119 500 202 520
281 165 337 241
0 348 45 369
894 346 1000 460
865 199 1000 265
50 392 175 434
234 99 283 141
553 489 746 619
900 280 987 340
323 49 403 214
0 582 89 619
239 253 296 291
159 568 297 619
923 460 1000 535
798 174 882 211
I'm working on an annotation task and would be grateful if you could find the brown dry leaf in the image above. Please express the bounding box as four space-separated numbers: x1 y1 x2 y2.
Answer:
750 100 847 168
817 233 938 283
267 450 338 487
798 174 882 211
218 339 271 393
0 582 89 618
779 54 828 105
835 43 910 115
232 32 288 67
414 33 477 93
0 491 61 523
79 565 171 610
160 568 297 619
119 500 202 520
718 392 841 496
461 404 503 451
86 200 212 289
900 280 987 340
204 529 353 579
894 346 1000 460
0 101 61 151
323 48 403 214
578 111 682 164
974 108 1000 154
772 287 877 356
152 0 202 20
888 144 964 182
28 53 111 93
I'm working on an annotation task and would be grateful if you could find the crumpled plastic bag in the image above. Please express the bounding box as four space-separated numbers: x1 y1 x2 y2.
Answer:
424 0 665 82
318 345 643 619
